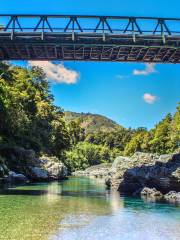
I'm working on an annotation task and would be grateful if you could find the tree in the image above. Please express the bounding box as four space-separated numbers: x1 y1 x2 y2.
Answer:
150 114 174 154
65 142 115 172
124 129 151 156
0 62 70 157
67 120 85 146
171 103 180 150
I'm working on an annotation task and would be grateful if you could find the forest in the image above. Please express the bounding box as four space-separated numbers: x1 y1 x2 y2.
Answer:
0 62 179 172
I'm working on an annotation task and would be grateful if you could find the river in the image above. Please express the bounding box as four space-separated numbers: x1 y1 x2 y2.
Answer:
0 177 180 240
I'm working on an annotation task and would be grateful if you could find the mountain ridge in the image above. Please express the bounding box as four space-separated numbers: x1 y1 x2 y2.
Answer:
64 111 121 133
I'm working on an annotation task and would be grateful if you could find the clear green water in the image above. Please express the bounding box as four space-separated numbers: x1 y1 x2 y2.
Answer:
0 177 180 240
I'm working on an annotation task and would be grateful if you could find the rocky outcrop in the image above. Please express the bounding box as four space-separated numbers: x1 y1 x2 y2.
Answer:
28 156 68 181
141 187 164 200
73 163 112 178
5 171 28 183
164 191 180 204
0 162 9 178
106 152 180 197
0 147 68 182
0 156 9 183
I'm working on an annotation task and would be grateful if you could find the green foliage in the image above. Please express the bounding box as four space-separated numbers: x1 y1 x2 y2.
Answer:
65 142 120 172
0 62 70 157
124 113 179 156
85 127 132 151
171 103 180 149
66 120 85 146
149 114 174 154
124 129 151 156
64 111 119 133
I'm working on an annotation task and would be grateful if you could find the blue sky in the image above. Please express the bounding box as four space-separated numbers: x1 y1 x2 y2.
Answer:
1 0 180 129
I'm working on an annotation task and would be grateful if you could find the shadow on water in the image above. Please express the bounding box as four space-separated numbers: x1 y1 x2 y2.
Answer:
0 177 109 198
0 188 109 198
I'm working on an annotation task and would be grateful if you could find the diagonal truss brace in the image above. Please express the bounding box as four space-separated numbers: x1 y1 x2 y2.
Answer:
34 16 53 40
64 17 83 41
94 17 113 41
153 19 171 43
123 18 142 42
4 16 23 40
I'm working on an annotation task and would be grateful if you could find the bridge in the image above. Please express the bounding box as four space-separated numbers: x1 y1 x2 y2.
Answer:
0 14 180 63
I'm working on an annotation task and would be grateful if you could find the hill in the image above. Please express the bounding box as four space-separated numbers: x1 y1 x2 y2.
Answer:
64 111 120 133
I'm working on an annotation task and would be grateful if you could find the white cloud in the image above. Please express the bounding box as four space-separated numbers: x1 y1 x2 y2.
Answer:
133 63 157 76
143 93 158 104
28 61 79 84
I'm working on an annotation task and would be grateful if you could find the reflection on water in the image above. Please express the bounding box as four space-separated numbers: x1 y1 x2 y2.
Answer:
0 177 180 240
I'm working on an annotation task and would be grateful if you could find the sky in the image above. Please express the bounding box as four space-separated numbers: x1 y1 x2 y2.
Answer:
1 0 180 129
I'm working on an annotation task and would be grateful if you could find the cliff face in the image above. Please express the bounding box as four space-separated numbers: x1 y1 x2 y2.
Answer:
105 152 180 195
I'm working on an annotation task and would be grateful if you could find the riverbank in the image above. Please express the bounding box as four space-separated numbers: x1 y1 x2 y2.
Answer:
1 146 180 204
0 147 68 184
72 163 112 178
74 152 180 204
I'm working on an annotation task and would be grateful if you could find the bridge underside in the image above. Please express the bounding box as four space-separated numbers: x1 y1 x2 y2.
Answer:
0 33 180 63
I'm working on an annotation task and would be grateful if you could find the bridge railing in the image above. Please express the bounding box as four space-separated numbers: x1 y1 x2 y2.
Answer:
0 14 180 42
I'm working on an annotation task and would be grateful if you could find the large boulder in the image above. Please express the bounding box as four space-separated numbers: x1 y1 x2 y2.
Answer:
0 147 68 181
0 147 36 169
28 167 49 180
164 191 180 204
141 187 164 200
24 156 68 181
5 171 28 183
0 156 9 183
106 153 159 191
35 156 67 180
106 152 180 195
0 163 9 178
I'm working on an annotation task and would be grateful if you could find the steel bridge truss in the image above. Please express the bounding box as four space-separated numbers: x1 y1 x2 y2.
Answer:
0 14 180 63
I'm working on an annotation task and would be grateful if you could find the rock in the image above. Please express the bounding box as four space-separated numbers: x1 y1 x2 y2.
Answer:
38 156 68 180
0 156 9 183
0 163 9 178
106 152 180 196
105 176 112 188
29 167 49 180
141 187 163 199
73 163 111 178
6 171 28 183
164 191 180 204
0 147 36 169
0 147 68 182
107 153 159 191
26 156 68 181
72 170 86 176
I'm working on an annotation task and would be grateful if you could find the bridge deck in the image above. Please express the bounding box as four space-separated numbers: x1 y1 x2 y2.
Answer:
0 15 179 63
